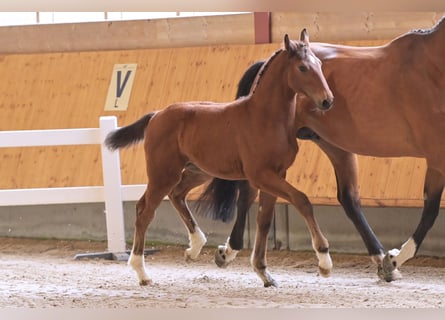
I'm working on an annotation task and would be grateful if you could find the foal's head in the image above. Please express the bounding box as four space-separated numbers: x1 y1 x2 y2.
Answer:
284 29 334 111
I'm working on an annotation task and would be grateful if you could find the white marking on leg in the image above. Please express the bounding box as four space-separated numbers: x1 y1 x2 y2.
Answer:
185 227 207 260
312 240 332 277
391 237 417 268
221 237 239 263
316 251 333 277
128 252 151 285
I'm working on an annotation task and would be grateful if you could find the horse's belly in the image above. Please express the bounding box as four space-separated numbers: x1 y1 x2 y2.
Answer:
330 134 423 158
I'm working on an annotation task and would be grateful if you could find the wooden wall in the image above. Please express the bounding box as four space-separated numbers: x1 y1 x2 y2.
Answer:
1 12 444 208
0 43 277 189
0 38 438 207
0 12 443 54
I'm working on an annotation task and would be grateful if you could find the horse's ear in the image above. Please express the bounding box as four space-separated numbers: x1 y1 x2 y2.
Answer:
300 28 309 45
284 34 296 56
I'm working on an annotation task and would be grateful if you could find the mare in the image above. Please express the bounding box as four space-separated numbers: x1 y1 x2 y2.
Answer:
199 16 445 282
105 30 334 286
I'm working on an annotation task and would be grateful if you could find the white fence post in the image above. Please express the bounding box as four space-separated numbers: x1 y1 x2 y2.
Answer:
99 116 127 257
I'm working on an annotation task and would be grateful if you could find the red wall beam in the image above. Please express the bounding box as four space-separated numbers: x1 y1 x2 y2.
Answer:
254 12 271 44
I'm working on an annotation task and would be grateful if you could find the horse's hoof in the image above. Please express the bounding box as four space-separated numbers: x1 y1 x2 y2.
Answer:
318 266 331 278
214 245 230 268
377 253 403 282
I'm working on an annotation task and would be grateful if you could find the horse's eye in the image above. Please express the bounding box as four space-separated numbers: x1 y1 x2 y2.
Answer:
299 65 308 73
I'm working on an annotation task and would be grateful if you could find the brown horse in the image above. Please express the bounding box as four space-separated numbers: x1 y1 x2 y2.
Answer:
105 30 334 286
201 16 445 282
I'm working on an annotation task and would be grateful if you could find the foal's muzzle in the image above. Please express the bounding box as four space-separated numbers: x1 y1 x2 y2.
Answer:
321 97 334 111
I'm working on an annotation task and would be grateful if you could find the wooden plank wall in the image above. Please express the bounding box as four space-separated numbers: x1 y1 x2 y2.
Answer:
0 43 277 189
0 38 437 207
0 12 443 54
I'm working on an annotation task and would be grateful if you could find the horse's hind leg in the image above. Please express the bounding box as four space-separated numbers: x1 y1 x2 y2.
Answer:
383 166 444 280
215 181 258 268
168 166 210 261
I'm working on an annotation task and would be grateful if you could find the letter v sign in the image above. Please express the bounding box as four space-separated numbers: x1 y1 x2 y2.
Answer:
104 64 137 111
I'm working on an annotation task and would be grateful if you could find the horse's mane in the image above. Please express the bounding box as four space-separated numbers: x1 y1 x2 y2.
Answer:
410 15 445 35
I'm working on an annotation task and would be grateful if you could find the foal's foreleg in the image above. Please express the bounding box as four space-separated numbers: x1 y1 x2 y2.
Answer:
251 171 332 286
383 167 444 281
168 167 209 261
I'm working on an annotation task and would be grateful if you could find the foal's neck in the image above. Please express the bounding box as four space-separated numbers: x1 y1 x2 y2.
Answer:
249 52 297 117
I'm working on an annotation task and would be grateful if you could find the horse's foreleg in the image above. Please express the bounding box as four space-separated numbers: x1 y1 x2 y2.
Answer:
215 181 258 268
168 167 209 261
383 167 444 280
250 190 278 287
315 140 394 280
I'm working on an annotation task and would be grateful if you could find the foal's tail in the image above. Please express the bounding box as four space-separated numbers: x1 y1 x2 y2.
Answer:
104 112 155 151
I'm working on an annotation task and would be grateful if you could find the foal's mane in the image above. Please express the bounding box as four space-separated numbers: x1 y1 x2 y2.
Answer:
249 39 308 95
410 15 445 35
249 48 283 95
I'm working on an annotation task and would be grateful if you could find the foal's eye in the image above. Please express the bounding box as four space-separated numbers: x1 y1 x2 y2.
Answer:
299 65 308 73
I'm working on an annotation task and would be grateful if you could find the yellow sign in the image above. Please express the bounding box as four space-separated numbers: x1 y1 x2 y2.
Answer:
104 64 137 111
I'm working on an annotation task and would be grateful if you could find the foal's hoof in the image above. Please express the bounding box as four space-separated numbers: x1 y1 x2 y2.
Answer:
318 266 331 278
264 278 278 288
254 268 278 288
184 249 199 262
377 252 403 282
139 278 153 286
214 245 230 268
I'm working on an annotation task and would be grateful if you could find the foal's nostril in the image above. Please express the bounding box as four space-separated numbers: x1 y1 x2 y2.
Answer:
322 99 333 110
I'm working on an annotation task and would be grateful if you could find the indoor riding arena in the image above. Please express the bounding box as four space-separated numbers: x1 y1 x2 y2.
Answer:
1 9 445 310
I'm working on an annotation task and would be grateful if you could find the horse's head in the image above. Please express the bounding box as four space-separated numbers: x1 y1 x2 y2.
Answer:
284 30 334 111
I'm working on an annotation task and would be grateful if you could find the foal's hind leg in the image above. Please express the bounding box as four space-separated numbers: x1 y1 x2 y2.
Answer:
383 167 444 281
168 166 210 261
251 190 278 287
129 156 185 285
129 186 168 285
215 181 258 268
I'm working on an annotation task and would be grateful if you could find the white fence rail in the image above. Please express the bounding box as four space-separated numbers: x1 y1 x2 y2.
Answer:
0 116 145 256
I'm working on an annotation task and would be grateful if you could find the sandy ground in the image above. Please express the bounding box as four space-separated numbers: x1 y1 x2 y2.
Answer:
0 237 444 308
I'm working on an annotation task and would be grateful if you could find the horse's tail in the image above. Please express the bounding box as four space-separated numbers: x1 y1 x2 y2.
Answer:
194 60 265 222
193 179 241 222
104 112 155 151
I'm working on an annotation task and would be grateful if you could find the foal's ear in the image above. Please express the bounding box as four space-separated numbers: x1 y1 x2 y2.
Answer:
284 34 297 56
300 28 309 45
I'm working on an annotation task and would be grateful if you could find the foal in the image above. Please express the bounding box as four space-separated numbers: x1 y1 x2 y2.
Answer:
105 30 334 286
